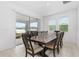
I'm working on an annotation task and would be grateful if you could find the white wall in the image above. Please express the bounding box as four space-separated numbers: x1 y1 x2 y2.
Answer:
43 9 77 44
77 7 79 47
10 2 41 19
0 2 16 51
0 2 42 51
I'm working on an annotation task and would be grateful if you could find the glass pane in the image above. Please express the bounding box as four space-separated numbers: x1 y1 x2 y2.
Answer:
30 22 38 27
16 22 26 33
16 13 29 32
49 19 56 31
30 17 38 31
16 22 25 29
59 16 68 32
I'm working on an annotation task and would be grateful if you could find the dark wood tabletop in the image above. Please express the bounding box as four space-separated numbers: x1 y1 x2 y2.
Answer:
30 32 56 44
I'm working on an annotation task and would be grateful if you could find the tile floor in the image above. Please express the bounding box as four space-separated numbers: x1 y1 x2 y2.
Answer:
0 42 79 57
16 37 23 46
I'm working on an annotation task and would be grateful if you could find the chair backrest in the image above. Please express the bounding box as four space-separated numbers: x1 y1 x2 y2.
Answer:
50 32 61 48
60 32 64 41
61 32 64 39
38 31 43 38
56 32 61 45
43 31 48 36
22 33 34 53
32 31 38 36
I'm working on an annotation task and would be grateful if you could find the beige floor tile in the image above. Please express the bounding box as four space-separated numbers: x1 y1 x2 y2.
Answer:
0 42 79 57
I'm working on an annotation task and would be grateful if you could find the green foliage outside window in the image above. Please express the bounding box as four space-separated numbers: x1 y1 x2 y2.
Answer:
59 25 68 32
49 25 56 31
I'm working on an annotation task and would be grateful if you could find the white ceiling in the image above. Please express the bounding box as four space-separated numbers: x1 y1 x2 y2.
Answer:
13 1 79 16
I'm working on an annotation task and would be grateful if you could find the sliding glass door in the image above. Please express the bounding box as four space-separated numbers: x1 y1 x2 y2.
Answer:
16 13 29 46
16 13 40 46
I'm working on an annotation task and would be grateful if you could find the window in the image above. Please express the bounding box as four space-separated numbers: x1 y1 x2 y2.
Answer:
30 18 39 31
30 22 38 28
49 19 56 31
48 16 68 32
30 22 38 31
59 17 68 32
16 22 26 33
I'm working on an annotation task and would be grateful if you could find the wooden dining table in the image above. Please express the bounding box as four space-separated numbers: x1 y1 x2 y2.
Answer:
29 32 57 57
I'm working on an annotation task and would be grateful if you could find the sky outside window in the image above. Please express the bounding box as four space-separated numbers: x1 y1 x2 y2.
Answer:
49 19 56 25
59 16 68 25
30 22 38 27
16 22 25 29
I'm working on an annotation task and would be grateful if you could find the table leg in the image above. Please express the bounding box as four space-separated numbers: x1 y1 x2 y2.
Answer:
42 47 48 57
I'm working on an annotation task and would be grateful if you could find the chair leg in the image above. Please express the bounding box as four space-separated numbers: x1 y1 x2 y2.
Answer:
42 47 48 57
62 40 63 46
60 40 63 48
32 55 34 57
57 45 59 54
60 41 62 48
53 49 55 57
25 49 27 57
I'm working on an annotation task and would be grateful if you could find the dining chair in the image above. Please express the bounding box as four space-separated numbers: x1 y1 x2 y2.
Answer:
59 32 64 48
30 31 38 39
38 31 43 38
22 33 44 57
45 32 61 57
